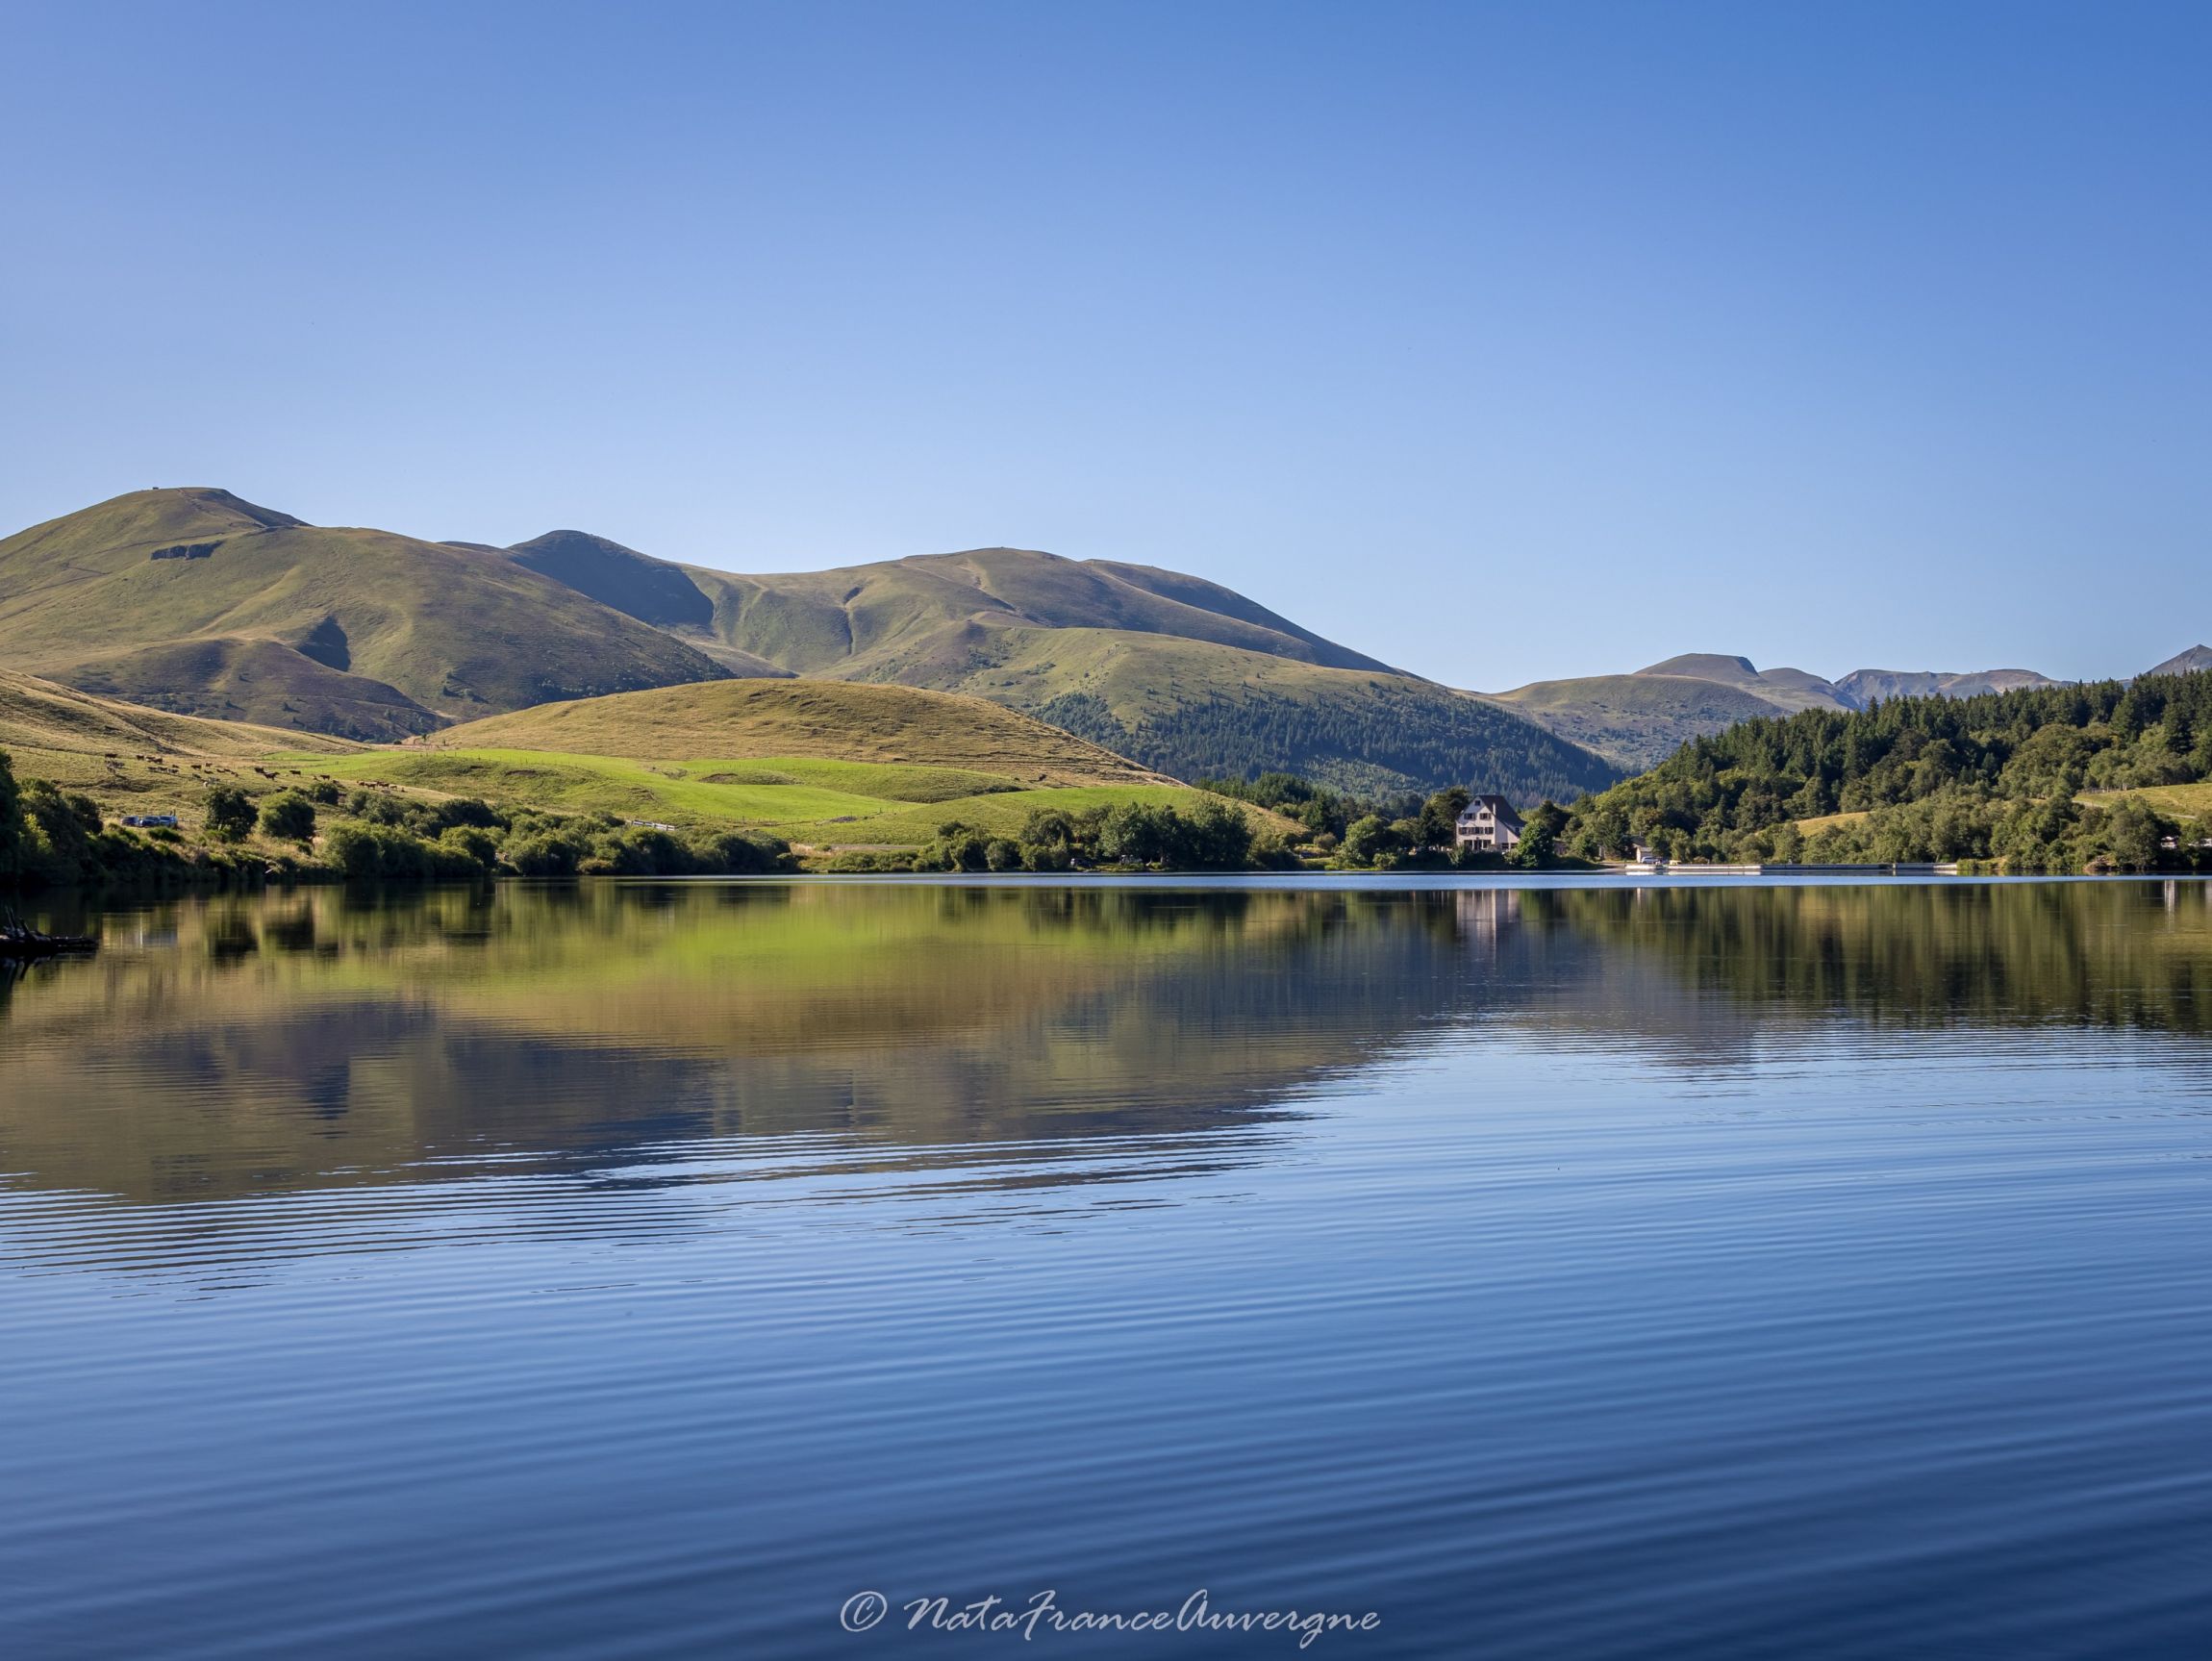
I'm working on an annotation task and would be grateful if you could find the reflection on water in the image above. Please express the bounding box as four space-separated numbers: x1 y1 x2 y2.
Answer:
7 878 2212 1658
3 883 1487 1221
10 880 2212 1222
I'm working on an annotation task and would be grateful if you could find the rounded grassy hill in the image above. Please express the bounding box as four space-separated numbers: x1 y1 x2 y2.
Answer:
425 678 1160 785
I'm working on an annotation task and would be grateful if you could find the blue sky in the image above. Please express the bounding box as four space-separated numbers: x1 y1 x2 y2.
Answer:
4 2 2207 689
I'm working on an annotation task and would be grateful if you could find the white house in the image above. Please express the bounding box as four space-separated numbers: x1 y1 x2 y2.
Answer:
1455 795 1524 852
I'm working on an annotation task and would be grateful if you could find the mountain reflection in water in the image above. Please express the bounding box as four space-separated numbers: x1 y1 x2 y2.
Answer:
9 878 2212 1660
7 879 2212 1229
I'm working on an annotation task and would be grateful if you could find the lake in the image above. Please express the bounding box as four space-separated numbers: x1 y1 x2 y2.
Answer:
5 876 2212 1658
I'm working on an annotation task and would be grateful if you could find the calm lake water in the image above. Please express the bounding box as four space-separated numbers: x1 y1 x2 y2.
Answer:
5 877 2212 1658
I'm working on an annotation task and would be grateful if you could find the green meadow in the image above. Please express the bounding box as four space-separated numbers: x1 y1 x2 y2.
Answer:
291 745 1251 848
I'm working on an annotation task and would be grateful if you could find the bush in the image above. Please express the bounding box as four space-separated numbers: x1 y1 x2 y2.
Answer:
415 796 503 835
518 824 793 878
1096 802 1172 866
1417 787 1470 850
0 750 18 878
203 785 257 843
502 832 585 877
1182 798 1255 868
1507 822 1555 868
439 825 502 868
1508 801 1566 868
1022 839 1073 872
1338 814 1397 868
1015 807 1083 870
818 847 918 873
258 792 317 844
690 829 792 875
915 821 993 872
1093 798 1253 869
16 781 104 883
322 821 483 879
588 828 690 875
344 793 400 825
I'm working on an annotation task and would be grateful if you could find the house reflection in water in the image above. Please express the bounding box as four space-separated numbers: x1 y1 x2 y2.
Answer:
1454 888 1522 956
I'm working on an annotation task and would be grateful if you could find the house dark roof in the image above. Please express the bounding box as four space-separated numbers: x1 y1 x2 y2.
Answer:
1459 794 1524 825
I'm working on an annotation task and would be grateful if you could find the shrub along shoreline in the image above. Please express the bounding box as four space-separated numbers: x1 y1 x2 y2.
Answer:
26 670 2212 892
1 742 1554 890
0 748 794 891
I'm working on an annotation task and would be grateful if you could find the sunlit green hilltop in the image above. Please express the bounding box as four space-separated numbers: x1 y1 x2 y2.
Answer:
0 488 1618 800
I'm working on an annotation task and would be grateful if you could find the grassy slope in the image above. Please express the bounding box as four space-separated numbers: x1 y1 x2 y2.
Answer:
4 667 1279 853
360 677 1273 848
855 623 1621 799
64 636 441 741
1633 654 1849 712
3 490 1609 796
655 549 1629 793
0 666 361 839
663 551 1629 794
0 666 358 759
425 678 1160 783
505 530 719 630
677 546 1399 677
906 623 1399 722
303 747 1231 847
1485 674 1788 771
2 488 1619 798
2082 782 2212 818
0 488 731 735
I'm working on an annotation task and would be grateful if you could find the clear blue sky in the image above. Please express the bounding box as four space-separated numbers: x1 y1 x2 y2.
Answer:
4 2 2207 689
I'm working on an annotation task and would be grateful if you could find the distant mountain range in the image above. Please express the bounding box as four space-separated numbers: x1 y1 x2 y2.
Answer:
2147 645 2212 679
1484 651 2208 771
2 487 2203 793
0 490 1618 799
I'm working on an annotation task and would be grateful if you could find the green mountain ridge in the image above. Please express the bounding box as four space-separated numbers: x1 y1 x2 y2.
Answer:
512 534 1615 797
0 489 734 740
0 488 1618 799
13 490 2198 806
671 545 1405 678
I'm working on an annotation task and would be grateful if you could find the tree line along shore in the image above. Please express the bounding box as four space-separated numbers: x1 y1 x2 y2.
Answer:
8 670 2212 890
